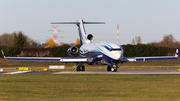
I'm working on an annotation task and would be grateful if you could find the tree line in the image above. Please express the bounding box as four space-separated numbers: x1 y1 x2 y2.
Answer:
148 34 180 48
0 32 179 58
0 31 40 47
122 44 168 57
0 43 168 58
0 31 39 57
132 34 180 48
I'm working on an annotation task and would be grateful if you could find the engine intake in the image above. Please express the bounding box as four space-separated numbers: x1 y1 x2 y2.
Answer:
87 34 93 40
67 46 78 57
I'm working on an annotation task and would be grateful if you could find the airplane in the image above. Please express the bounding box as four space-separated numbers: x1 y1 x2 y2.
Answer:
1 19 178 72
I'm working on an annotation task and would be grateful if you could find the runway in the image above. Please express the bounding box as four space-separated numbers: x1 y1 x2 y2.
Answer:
1 70 180 75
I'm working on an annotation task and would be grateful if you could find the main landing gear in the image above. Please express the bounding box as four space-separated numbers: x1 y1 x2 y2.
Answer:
76 64 118 72
107 65 117 72
76 64 85 71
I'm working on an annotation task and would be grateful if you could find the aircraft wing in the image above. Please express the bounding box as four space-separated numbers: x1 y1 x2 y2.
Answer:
1 50 90 63
4 57 89 63
122 49 178 62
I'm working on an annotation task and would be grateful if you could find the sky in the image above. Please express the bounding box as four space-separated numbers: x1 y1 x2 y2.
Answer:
0 0 180 45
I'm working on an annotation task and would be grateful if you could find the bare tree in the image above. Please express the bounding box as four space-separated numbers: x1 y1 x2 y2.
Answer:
148 34 180 48
162 34 175 44
136 36 142 44
0 31 40 47
0 32 16 46
131 38 135 45
131 36 142 45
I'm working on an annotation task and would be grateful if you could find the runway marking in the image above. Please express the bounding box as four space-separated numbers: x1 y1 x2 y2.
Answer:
53 71 180 75
3 71 30 74
1 71 180 75
117 71 180 75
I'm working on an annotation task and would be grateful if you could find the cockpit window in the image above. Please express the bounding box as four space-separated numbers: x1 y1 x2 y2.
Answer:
110 49 121 51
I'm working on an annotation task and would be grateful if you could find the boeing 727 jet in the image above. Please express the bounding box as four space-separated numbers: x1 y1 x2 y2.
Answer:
1 19 178 72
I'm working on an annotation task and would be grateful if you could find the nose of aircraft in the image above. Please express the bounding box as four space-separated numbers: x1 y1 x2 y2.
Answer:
113 51 122 60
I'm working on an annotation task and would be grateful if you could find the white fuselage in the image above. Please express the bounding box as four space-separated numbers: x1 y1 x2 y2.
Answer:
79 42 123 65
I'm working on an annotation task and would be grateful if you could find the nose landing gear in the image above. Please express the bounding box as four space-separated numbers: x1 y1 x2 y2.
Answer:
107 65 118 72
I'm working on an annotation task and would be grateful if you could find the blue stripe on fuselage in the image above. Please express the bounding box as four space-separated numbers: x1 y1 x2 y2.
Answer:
96 47 106 53
103 45 110 51
107 44 113 49
80 49 121 65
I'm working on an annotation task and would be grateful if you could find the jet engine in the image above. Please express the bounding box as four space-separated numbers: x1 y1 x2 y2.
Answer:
87 34 93 40
67 46 78 57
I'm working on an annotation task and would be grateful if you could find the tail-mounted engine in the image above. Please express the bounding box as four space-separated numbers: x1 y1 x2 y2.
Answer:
67 46 78 57
87 34 93 40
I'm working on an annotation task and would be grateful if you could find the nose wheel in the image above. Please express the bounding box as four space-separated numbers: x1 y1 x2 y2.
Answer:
107 65 117 72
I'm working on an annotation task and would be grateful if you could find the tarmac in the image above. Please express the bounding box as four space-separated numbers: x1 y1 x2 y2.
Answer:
1 70 180 75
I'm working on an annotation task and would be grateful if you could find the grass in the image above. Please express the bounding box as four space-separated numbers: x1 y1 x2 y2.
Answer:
0 58 180 101
0 74 180 101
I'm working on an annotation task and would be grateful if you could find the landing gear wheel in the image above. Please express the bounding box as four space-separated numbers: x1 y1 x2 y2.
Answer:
111 67 117 72
107 65 111 71
76 65 85 71
111 67 115 72
114 68 117 72
76 66 81 71
111 65 118 72
82 65 85 71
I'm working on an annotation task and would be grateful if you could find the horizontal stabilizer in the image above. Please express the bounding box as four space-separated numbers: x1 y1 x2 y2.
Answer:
51 22 105 24
51 22 80 24
83 22 105 24
51 19 105 45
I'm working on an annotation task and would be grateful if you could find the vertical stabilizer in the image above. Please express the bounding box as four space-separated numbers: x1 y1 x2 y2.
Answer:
77 19 90 45
78 27 83 45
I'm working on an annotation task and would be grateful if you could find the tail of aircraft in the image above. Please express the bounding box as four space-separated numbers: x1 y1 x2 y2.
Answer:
51 19 105 45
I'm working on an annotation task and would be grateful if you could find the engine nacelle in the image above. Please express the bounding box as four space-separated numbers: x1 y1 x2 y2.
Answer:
67 46 78 57
87 34 93 40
